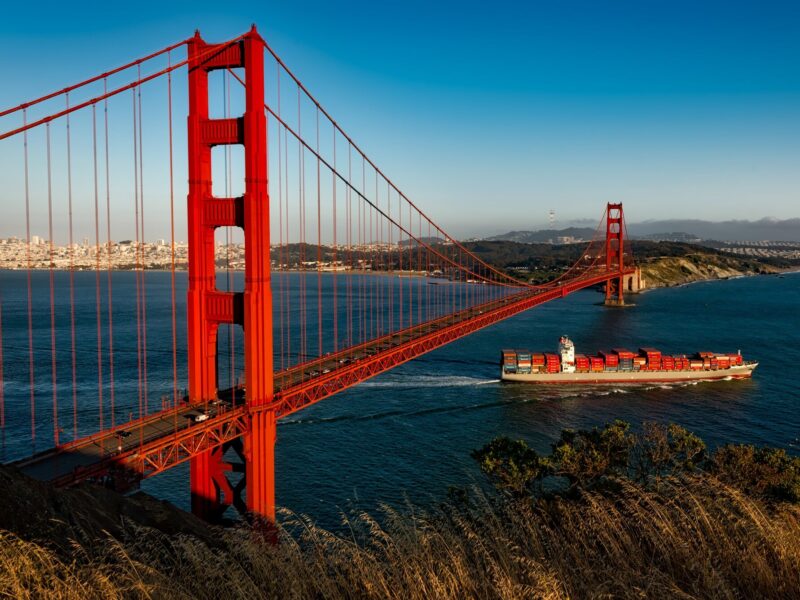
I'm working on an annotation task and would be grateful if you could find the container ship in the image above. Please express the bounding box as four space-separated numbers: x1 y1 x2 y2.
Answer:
501 336 757 384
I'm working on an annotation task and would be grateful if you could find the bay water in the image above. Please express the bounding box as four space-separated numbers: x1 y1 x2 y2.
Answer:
1 270 798 527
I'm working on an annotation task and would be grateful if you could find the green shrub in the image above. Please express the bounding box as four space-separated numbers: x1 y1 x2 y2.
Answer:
470 437 547 497
711 444 800 503
632 422 706 482
549 420 634 490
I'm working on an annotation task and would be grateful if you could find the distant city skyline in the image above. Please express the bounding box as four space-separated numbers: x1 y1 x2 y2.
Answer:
0 0 797 242
7 213 800 245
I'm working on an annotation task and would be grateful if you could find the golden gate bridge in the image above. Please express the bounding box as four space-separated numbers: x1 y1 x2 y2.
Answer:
0 27 635 522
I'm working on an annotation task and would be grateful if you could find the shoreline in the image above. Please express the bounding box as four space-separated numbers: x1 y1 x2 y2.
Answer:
637 260 795 293
2 265 797 288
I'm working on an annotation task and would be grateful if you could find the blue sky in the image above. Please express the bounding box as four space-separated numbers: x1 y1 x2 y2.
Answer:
0 0 798 238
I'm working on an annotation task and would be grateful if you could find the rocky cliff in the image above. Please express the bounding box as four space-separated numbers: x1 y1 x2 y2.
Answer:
639 254 779 289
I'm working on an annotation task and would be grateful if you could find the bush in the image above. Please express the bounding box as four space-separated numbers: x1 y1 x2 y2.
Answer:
474 421 798 506
549 420 634 490
470 437 547 497
711 444 800 503
632 422 706 482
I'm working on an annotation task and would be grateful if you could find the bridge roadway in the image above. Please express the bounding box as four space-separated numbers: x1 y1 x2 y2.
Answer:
13 269 630 488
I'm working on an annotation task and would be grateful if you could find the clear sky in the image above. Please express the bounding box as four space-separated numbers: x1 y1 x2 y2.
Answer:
0 0 798 239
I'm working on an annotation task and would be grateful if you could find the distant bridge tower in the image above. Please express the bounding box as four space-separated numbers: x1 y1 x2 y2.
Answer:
549 209 556 229
604 203 625 306
186 26 275 522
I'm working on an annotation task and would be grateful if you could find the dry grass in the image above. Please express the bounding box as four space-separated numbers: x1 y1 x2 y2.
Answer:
1 476 798 599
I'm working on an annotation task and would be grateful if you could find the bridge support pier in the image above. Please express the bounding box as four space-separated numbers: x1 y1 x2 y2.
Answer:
244 409 276 520
190 440 248 521
604 277 625 306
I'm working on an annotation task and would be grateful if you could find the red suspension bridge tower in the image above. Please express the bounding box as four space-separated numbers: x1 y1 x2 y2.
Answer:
604 203 626 306
186 27 275 521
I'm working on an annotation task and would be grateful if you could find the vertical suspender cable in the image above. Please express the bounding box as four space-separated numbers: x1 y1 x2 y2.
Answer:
23 109 36 449
427 221 432 320
92 105 104 440
137 67 149 415
284 127 291 368
376 186 380 335
347 145 352 350
332 126 338 352
167 50 179 420
276 66 285 371
398 194 403 330
104 79 116 434
46 123 59 446
418 212 422 325
297 88 307 368
66 94 78 441
386 182 396 332
361 155 366 344
316 107 322 357
132 88 144 443
408 204 412 328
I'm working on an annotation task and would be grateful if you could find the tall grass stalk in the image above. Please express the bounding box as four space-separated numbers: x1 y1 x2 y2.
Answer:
1 476 798 599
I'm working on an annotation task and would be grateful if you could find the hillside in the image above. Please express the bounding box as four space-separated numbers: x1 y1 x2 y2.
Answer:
485 227 597 244
638 254 779 288
0 464 222 555
462 240 786 287
487 218 800 243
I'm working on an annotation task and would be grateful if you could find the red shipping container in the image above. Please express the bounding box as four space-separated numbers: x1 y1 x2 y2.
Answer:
599 351 619 365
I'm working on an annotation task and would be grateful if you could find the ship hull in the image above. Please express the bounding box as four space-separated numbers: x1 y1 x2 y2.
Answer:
501 363 757 384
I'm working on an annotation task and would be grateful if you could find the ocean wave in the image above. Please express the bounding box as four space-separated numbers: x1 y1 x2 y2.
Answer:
359 376 500 389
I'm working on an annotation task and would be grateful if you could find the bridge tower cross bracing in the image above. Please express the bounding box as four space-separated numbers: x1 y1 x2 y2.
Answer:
186 26 275 522
604 202 625 305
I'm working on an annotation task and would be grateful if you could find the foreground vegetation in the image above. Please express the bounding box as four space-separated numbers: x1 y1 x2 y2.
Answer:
1 421 799 599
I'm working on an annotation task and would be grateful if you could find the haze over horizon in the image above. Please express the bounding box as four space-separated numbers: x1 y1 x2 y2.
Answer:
0 0 797 242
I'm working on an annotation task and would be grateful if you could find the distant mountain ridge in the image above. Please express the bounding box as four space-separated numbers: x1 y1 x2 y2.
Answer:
485 227 597 243
484 218 800 243
629 218 800 242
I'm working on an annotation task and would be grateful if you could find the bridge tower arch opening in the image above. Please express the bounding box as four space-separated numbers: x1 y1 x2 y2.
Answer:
187 26 275 523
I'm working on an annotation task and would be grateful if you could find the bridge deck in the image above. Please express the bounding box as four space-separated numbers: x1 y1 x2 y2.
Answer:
13 269 631 487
